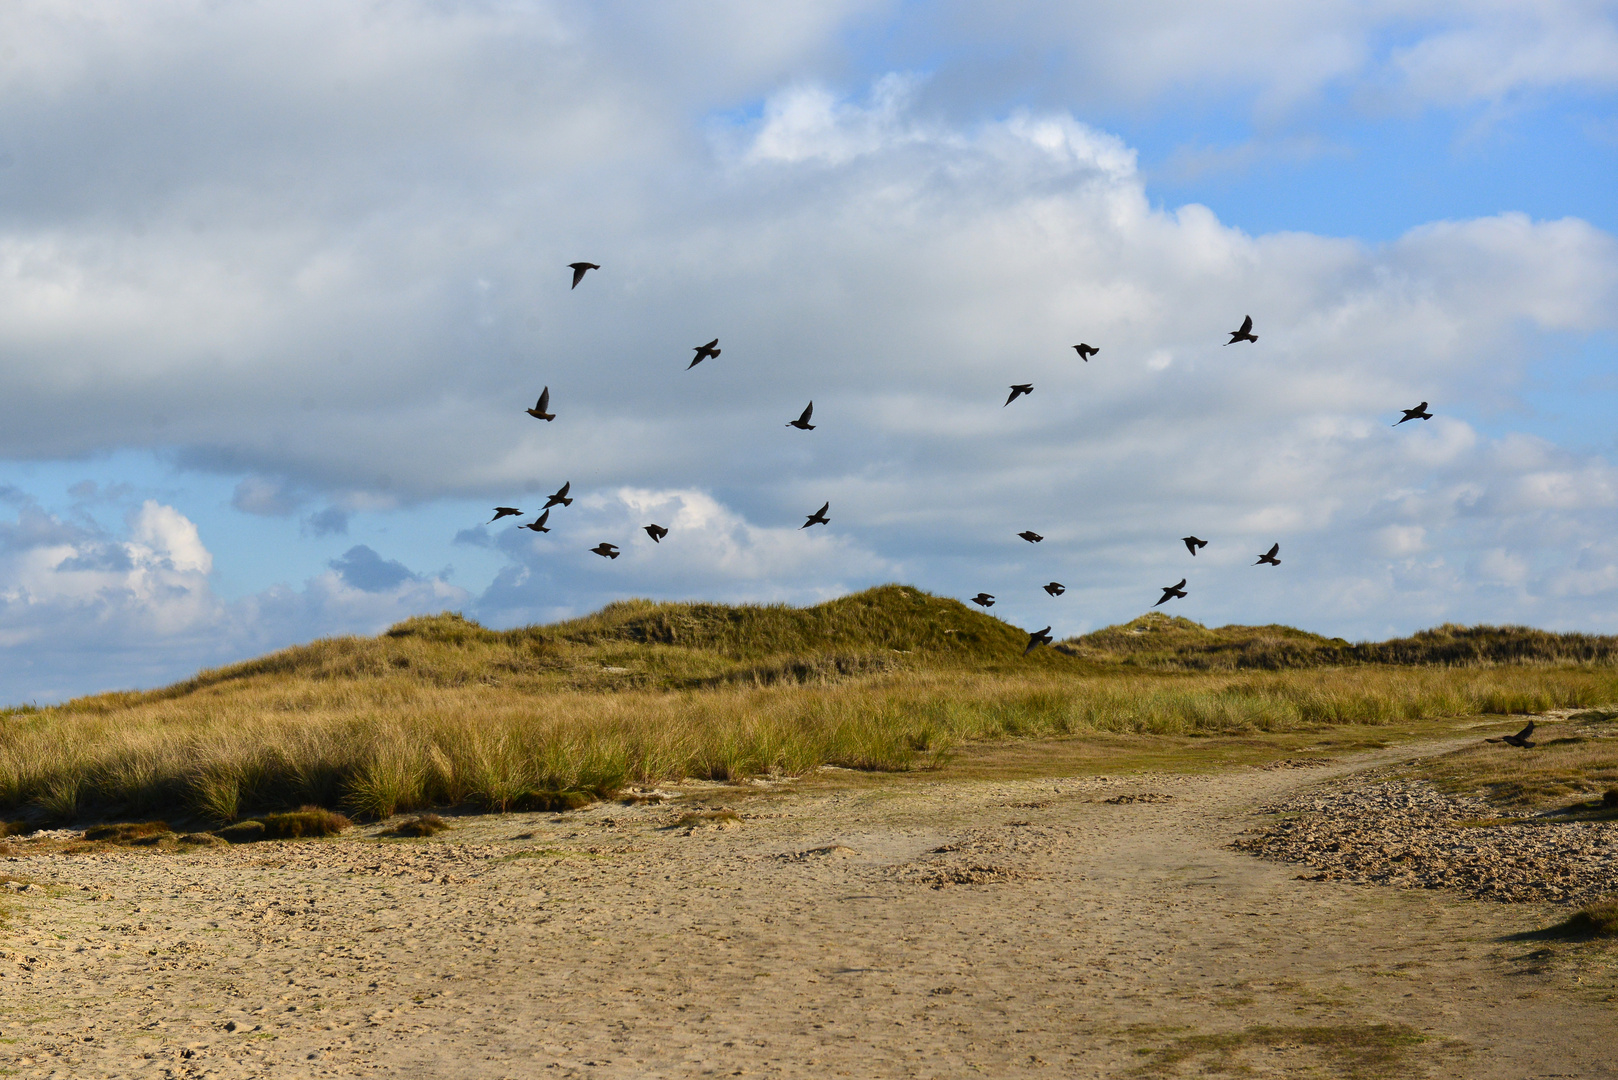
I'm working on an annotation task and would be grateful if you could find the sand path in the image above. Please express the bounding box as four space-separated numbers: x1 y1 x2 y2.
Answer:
2 739 1614 1078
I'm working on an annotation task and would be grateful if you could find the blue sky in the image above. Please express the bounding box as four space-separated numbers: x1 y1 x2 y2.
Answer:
0 1 1614 701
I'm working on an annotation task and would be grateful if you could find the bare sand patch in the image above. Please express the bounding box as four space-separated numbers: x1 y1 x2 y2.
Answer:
0 739 1614 1078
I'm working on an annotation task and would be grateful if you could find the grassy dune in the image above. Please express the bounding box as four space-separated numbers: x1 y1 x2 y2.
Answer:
4 586 1617 825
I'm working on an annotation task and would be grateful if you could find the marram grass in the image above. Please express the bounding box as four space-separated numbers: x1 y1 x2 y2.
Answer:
3 586 1616 824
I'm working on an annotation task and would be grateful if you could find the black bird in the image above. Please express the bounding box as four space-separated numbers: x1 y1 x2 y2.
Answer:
801 501 830 529
520 510 551 533
568 262 599 289
1154 578 1188 607
1226 315 1258 345
644 523 668 543
1004 383 1034 406
1394 401 1433 426
1024 626 1053 655
688 339 721 369
1043 582 1065 596
970 593 995 608
1183 536 1208 556
543 481 573 510
787 402 815 430
526 386 555 421
1488 722 1540 748
1255 543 1281 566
1072 343 1099 361
487 507 523 524
590 542 620 559
1018 530 1043 544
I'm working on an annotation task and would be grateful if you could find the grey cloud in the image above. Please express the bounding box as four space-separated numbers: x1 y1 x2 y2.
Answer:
232 476 304 517
302 506 349 537
328 545 419 593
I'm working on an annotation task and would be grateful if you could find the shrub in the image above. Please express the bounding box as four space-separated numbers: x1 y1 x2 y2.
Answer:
83 821 170 843
388 813 450 837
1551 899 1618 938
260 807 351 839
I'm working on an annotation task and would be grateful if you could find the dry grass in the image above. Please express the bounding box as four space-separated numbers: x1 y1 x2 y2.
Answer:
1551 900 1618 939
387 813 450 837
1407 713 1618 810
4 586 1617 825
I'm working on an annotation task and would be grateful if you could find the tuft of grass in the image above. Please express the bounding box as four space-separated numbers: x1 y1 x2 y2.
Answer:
1546 900 1618 939
260 807 350 839
387 813 450 837
82 821 170 843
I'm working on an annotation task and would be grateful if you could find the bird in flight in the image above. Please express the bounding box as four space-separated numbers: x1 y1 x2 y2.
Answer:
590 542 620 559
1154 578 1188 607
542 482 573 509
1394 402 1433 426
1024 626 1053 655
1073 343 1099 362
970 593 995 608
1004 384 1034 406
526 386 555 421
1488 722 1540 748
644 523 668 543
1018 530 1043 544
801 501 830 529
1255 543 1281 566
1226 315 1258 345
487 507 523 524
1183 536 1208 556
1043 582 1065 596
568 262 599 289
787 402 815 430
520 510 551 533
689 339 721 369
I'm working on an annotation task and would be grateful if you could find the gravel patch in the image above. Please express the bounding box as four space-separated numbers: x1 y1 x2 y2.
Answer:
1235 779 1618 905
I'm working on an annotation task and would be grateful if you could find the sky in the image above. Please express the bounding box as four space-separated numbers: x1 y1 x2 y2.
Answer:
0 0 1615 702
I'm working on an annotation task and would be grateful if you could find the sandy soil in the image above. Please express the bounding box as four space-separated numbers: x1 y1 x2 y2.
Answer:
2 739 1615 1079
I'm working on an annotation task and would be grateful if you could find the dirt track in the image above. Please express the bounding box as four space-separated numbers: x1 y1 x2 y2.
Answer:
2 740 1615 1078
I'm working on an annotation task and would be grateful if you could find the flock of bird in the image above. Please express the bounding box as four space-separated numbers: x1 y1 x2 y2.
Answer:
481 261 1437 657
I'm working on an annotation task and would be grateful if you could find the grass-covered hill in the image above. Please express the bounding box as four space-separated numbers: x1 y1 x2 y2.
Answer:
5 585 1618 826
1061 611 1618 670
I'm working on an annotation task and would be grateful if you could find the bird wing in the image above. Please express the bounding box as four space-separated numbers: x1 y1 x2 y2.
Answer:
570 266 584 288
1514 722 1535 740
798 402 813 424
1174 579 1186 589
535 510 548 525
1417 402 1428 410
536 387 549 412
1265 543 1279 558
557 482 570 497
1240 315 1252 334
701 339 719 351
816 501 829 516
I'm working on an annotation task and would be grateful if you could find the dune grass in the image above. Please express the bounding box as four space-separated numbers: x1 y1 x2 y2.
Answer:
4 586 1617 826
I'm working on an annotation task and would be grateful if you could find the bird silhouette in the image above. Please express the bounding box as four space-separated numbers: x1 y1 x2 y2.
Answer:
688 339 721 369
1004 384 1034 406
1024 626 1053 655
1183 536 1208 556
520 510 551 533
487 507 522 524
1154 578 1188 606
568 262 599 289
1226 315 1258 345
526 386 555 421
970 593 995 608
1488 722 1540 748
590 542 620 559
1043 582 1065 596
801 501 830 529
644 523 668 543
542 481 573 509
787 402 815 430
1255 543 1281 566
1018 530 1043 543
1073 343 1099 361
1394 402 1433 426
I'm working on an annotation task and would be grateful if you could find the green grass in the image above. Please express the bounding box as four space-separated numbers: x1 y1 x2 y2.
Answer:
3 585 1617 826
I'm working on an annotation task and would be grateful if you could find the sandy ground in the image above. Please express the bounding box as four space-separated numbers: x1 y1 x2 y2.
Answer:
2 739 1615 1079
